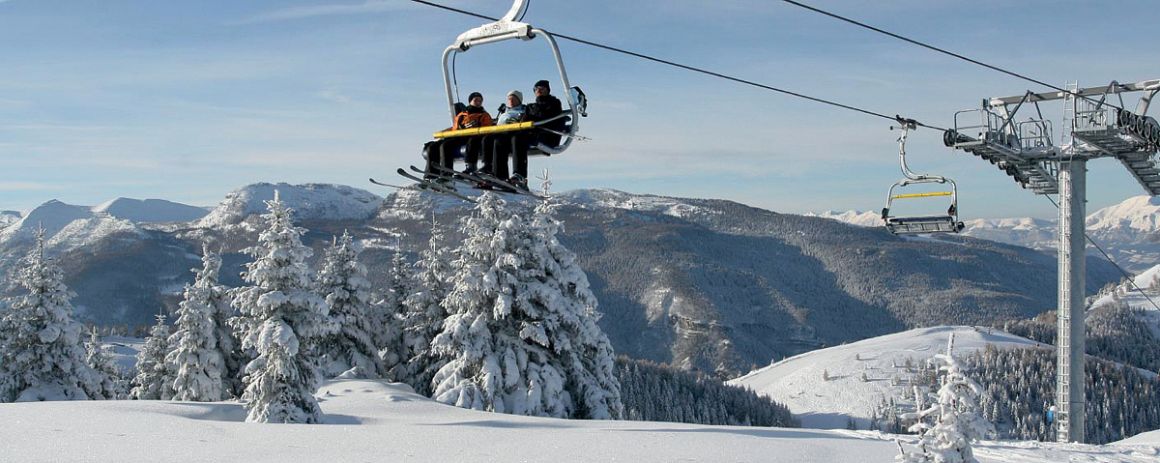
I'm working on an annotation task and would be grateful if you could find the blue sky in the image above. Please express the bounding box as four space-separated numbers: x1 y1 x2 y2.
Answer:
1 0 1157 218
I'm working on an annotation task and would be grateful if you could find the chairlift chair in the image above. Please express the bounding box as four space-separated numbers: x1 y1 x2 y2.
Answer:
430 0 586 158
881 118 965 235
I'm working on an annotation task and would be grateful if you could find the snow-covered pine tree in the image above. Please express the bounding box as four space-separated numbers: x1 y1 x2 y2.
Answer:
166 247 231 401
399 214 453 396
527 198 623 419
316 231 382 378
431 193 623 419
378 241 409 381
85 327 127 399
898 333 994 463
200 246 244 399
131 313 173 400
0 229 104 402
231 193 334 423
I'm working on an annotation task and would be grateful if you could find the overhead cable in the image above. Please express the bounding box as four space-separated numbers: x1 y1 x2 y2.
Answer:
779 0 1126 111
408 0 944 131
1043 195 1160 313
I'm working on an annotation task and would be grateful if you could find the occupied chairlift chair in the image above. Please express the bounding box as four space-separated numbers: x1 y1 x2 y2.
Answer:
429 0 587 160
882 117 965 235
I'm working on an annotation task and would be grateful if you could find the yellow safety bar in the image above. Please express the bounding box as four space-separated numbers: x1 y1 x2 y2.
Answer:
434 121 536 139
891 191 953 200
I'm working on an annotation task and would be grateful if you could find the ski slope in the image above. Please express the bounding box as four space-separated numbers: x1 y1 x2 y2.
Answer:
1089 263 1160 338
730 326 1044 429
1 378 1156 463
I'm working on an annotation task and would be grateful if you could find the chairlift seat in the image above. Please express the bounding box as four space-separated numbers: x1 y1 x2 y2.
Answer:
884 215 965 235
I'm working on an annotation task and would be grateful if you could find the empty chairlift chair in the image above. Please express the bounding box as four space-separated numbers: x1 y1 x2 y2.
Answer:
881 118 965 235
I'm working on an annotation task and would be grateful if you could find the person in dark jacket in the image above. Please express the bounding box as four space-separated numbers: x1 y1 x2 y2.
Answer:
424 91 493 180
493 80 564 190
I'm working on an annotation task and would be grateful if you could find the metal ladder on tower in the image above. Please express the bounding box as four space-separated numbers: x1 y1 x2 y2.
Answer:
1056 83 1077 442
1061 81 1078 148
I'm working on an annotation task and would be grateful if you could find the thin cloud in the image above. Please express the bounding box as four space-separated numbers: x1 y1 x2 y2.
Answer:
0 182 52 191
237 1 412 24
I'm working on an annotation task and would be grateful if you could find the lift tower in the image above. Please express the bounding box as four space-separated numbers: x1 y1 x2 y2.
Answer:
945 79 1160 443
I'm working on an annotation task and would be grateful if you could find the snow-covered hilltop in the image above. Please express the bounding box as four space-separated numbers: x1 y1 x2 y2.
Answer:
0 210 20 229
0 196 211 247
0 200 96 243
198 182 381 228
94 198 208 224
730 326 1042 429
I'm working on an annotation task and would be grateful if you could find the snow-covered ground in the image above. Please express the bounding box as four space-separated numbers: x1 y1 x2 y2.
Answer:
730 326 1044 429
1 378 1156 463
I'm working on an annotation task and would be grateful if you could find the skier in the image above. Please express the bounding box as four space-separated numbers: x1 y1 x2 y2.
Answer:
480 89 528 182
424 91 494 180
494 79 563 190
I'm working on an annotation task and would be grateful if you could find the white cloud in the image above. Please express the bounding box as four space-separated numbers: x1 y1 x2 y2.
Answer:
238 1 412 24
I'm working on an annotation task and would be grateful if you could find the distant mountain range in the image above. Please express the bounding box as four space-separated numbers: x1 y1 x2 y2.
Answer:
0 184 1125 376
810 195 1160 273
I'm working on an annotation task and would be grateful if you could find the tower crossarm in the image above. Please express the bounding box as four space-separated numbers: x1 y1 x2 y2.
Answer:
987 79 1160 106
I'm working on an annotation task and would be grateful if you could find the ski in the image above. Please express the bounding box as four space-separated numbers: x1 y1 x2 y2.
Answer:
394 168 478 203
408 164 493 190
419 164 545 200
369 178 414 190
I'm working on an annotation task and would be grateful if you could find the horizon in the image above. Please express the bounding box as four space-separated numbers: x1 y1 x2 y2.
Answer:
3 0 1158 219
2 181 1152 222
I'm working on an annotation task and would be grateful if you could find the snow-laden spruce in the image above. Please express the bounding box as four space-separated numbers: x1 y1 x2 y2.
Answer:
399 215 453 396
85 328 127 399
166 247 231 401
0 231 104 402
899 333 994 463
316 231 382 378
200 245 244 399
131 314 173 400
379 243 410 381
231 195 335 423
432 193 624 419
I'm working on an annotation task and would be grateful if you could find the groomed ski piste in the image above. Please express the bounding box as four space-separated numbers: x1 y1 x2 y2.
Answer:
2 376 1158 463
731 326 1045 430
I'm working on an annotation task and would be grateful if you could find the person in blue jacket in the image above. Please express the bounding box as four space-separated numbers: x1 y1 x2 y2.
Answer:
481 89 527 181
493 80 563 190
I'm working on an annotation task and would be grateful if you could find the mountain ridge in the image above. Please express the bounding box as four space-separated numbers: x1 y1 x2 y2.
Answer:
0 183 1124 376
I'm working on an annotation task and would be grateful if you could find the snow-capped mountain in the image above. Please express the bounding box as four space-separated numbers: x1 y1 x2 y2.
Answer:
198 182 381 228
815 195 1160 273
0 196 210 247
805 210 882 227
729 326 1042 429
0 210 20 229
0 200 97 243
93 198 208 224
0 184 1124 377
